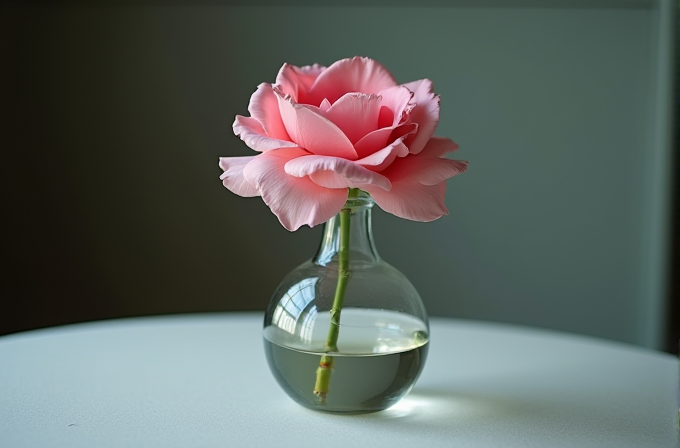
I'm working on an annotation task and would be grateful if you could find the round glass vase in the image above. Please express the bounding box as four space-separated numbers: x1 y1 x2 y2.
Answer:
263 191 429 414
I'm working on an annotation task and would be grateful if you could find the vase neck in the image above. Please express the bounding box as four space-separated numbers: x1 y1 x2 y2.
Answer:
313 195 380 266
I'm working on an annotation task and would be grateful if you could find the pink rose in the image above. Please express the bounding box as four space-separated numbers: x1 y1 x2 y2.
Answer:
219 56 468 231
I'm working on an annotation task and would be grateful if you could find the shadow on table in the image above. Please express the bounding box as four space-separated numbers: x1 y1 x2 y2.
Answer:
352 386 667 446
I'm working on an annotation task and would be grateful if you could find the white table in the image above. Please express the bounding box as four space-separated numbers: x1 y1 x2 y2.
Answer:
0 313 677 448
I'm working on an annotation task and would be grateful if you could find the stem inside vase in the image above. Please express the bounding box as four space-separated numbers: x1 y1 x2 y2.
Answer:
313 188 359 403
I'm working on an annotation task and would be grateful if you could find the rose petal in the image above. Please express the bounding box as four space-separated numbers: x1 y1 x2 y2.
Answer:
401 79 440 154
274 87 357 159
307 56 398 106
275 63 326 104
232 115 297 152
355 137 409 172
363 138 468 221
247 83 290 141
364 181 449 222
351 86 416 157
354 123 417 159
377 85 415 127
324 93 382 145
319 98 332 112
242 148 348 230
418 136 460 158
219 156 260 197
285 155 391 191
382 141 468 185
413 158 468 186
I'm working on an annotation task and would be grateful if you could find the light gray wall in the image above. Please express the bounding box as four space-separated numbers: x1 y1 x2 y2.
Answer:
2 3 672 349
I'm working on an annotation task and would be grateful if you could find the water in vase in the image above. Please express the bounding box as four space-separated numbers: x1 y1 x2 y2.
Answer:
263 308 429 413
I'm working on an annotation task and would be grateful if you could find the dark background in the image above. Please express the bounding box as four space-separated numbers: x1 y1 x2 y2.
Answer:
2 2 677 353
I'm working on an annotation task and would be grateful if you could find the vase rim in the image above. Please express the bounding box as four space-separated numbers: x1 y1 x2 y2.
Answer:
344 190 374 209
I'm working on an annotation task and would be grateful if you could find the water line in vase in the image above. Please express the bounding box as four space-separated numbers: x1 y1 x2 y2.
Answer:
313 188 359 403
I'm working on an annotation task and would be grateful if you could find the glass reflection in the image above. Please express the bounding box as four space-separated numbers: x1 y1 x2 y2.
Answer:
271 277 318 342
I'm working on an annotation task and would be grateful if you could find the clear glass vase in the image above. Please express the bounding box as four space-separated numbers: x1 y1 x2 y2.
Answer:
263 191 429 414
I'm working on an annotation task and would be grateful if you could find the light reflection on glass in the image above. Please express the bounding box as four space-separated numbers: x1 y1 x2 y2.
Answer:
386 395 421 416
315 217 339 266
271 277 319 339
298 306 317 343
380 393 468 419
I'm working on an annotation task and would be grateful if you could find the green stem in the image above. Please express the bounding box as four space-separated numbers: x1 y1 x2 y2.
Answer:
313 188 359 403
